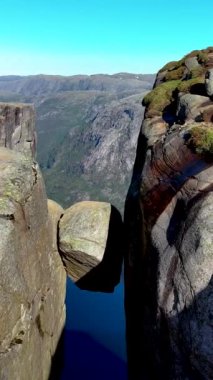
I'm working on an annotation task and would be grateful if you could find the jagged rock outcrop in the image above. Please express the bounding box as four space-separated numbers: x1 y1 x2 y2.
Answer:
0 102 36 157
59 201 123 292
124 48 213 380
206 68 213 97
0 103 66 380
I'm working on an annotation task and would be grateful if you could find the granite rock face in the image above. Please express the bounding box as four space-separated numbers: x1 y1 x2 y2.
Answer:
125 48 213 380
206 68 213 97
0 102 36 157
0 104 66 380
59 201 123 292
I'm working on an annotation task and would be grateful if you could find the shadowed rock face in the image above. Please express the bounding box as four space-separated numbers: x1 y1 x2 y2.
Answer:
124 48 213 380
59 201 124 292
0 104 66 380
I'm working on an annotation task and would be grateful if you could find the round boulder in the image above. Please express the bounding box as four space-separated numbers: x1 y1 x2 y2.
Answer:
59 201 123 292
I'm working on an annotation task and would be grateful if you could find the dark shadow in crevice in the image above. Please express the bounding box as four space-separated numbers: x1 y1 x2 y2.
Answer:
190 83 207 96
162 87 179 126
167 198 187 245
48 329 65 380
73 205 124 293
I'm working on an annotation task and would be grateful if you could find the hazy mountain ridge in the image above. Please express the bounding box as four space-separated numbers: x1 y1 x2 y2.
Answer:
0 73 154 98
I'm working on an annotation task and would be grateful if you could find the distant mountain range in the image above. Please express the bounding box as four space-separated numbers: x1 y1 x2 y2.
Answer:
0 73 155 212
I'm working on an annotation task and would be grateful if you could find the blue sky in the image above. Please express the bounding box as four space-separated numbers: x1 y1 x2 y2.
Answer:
0 0 212 75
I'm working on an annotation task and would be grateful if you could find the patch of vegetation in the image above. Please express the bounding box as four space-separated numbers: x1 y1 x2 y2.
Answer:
197 52 208 64
184 50 201 59
142 80 181 116
159 47 213 80
206 46 213 53
159 61 179 73
159 58 186 73
164 66 185 81
177 76 205 92
187 125 213 157
189 66 205 79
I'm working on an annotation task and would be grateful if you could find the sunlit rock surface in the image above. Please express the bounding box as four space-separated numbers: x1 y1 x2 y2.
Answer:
0 103 66 380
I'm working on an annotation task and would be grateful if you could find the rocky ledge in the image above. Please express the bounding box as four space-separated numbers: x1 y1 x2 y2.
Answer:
124 47 213 380
0 103 66 380
0 102 36 156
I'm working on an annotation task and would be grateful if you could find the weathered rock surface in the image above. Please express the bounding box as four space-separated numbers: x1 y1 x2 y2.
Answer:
185 56 200 71
177 93 210 122
206 68 213 97
0 102 36 157
59 201 123 292
125 48 213 380
48 198 64 251
0 104 66 380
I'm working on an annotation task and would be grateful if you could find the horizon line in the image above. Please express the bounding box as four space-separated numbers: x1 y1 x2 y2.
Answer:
0 72 156 77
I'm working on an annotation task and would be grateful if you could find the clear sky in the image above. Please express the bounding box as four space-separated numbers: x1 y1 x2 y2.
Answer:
0 0 212 75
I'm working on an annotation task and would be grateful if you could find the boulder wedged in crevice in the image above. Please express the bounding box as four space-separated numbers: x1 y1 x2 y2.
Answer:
58 201 124 292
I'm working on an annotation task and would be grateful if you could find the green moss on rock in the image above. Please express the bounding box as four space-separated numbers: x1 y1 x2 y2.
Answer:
187 125 213 156
164 66 185 81
144 47 213 119
197 52 209 64
142 80 181 116
189 66 205 79
177 76 205 93
159 61 179 73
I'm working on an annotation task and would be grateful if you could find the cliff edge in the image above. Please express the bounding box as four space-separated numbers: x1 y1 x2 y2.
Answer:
124 48 213 380
0 102 124 379
0 103 66 380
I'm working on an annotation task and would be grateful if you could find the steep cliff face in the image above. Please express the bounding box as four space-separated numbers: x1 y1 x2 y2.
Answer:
0 104 66 380
125 48 213 379
0 102 36 156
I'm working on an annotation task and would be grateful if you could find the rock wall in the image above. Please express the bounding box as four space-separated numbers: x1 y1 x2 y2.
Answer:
0 104 66 380
124 48 213 379
0 103 36 157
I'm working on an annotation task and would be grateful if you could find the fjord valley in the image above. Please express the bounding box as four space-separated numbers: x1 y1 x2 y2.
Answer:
0 73 155 212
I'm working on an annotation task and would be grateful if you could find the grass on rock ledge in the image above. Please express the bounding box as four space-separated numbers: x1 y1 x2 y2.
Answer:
142 80 181 117
187 124 213 157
